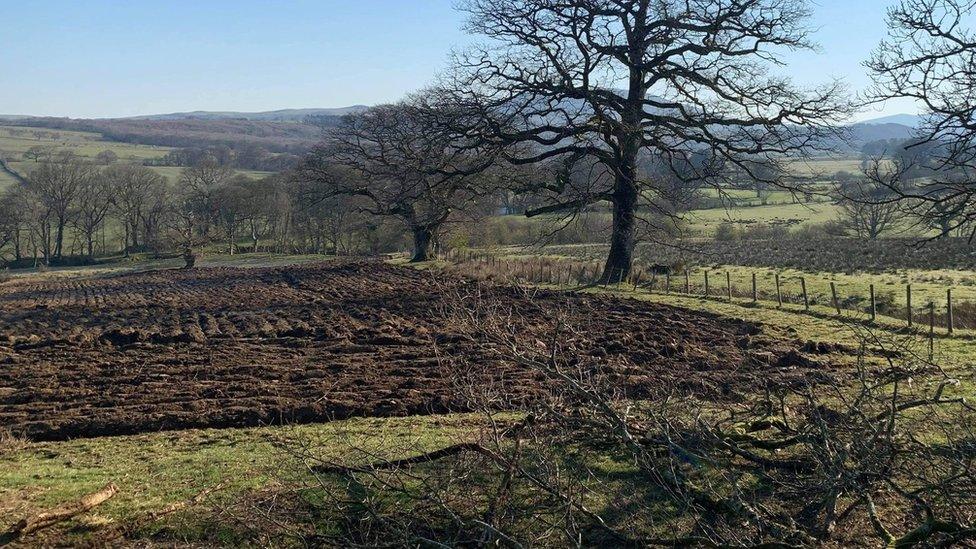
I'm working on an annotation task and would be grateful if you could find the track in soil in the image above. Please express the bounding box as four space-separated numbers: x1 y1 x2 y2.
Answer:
0 262 830 441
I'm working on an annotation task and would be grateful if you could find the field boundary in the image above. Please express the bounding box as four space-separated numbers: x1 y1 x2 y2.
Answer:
446 249 972 340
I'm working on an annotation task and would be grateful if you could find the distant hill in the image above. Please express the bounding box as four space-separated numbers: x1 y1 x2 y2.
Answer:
120 106 369 122
856 114 923 128
849 121 917 143
1 107 925 158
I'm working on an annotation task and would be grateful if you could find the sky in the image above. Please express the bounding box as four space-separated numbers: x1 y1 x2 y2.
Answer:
0 0 919 121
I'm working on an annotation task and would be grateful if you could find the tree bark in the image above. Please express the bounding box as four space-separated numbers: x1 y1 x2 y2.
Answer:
410 226 436 262
601 151 640 283
54 219 65 259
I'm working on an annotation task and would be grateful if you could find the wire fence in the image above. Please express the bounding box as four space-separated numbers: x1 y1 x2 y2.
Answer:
446 249 970 336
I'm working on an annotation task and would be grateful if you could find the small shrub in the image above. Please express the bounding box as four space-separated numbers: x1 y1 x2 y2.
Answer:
714 222 739 241
740 223 789 240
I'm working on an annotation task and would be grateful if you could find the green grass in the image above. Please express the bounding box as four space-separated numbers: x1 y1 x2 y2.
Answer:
684 201 841 235
686 265 976 313
784 157 864 177
0 414 492 544
0 126 173 164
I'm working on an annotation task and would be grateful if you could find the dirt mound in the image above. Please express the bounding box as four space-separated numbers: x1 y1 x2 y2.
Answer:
0 261 827 441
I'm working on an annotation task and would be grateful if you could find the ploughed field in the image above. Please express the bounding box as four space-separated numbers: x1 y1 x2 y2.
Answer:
0 262 831 441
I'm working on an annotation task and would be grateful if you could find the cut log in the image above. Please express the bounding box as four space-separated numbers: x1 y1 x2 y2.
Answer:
5 482 118 539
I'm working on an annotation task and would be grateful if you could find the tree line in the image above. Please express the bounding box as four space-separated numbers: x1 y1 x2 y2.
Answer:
0 151 414 268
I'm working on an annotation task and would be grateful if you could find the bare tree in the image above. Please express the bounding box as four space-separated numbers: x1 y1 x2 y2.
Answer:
866 0 976 237
836 177 902 239
10 185 54 266
71 170 113 259
178 154 236 239
234 176 281 254
446 0 851 281
95 150 119 165
0 191 25 265
213 175 254 255
300 97 504 262
104 164 169 256
22 146 55 163
23 153 96 260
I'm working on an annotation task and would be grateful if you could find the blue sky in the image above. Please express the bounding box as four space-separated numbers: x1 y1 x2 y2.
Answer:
0 0 917 120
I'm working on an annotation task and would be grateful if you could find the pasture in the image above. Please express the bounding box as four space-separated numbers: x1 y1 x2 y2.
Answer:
0 125 172 163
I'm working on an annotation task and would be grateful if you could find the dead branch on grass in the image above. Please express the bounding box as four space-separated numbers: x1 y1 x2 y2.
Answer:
3 483 118 541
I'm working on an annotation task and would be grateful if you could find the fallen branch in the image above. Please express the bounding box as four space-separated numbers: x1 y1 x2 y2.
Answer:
4 482 118 539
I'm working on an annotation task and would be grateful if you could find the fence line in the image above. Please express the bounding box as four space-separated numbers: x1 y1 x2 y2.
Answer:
445 249 967 336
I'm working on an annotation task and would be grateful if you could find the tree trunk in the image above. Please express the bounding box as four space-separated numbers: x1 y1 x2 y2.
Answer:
54 220 65 259
122 223 130 257
410 226 436 262
601 164 639 283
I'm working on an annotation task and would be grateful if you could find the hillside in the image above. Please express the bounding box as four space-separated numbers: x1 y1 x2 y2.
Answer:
123 106 368 122
5 116 326 154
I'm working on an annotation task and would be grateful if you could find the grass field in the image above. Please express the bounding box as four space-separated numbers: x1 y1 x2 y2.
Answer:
0 125 172 163
783 156 864 177
685 201 841 234
0 125 176 191
0 414 487 545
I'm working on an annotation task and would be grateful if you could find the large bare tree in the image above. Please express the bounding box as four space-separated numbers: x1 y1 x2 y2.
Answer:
71 170 113 259
836 177 902 239
448 0 851 281
866 0 976 237
300 97 505 262
23 153 97 260
104 164 169 256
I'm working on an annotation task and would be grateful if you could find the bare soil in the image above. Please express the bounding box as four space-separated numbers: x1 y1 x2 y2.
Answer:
0 262 829 441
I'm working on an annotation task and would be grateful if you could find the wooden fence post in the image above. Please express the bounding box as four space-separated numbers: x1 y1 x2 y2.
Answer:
929 301 935 360
869 284 877 322
685 269 691 294
830 281 840 315
704 271 710 298
801 277 809 311
751 272 757 303
947 289 954 335
775 273 782 308
665 272 671 294
726 271 733 302
906 284 913 328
